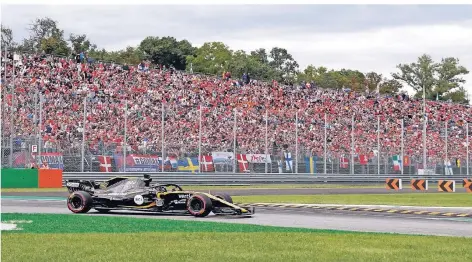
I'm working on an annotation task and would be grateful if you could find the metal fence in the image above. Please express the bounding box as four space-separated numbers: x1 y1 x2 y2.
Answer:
2 106 471 175
1 51 471 175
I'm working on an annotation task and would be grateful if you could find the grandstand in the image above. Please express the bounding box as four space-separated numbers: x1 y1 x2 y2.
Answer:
1 51 471 175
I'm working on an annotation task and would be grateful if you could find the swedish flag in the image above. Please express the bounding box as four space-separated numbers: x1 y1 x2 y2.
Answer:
304 156 317 174
177 157 200 173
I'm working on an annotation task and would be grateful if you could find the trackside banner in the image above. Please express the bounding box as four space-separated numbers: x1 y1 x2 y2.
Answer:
246 154 271 163
211 152 271 164
211 152 234 164
32 152 64 169
113 154 160 172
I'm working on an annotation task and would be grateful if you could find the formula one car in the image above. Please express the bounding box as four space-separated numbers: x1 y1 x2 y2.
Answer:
65 174 254 217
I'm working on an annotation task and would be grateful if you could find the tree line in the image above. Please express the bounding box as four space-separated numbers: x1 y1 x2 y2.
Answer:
1 17 469 104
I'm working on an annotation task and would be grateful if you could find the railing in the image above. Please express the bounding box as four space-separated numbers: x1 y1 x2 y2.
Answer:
2 51 472 174
62 172 469 186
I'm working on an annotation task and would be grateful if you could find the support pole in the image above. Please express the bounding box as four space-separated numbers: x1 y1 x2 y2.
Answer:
233 109 237 173
265 110 269 173
467 122 469 176
9 55 15 167
351 115 355 175
161 103 165 173
81 97 86 172
445 121 448 167
38 93 42 166
423 83 427 171
324 113 327 174
198 106 202 173
295 111 298 174
401 119 404 175
377 116 380 175
123 100 127 172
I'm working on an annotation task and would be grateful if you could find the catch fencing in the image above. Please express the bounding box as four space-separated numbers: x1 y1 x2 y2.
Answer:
2 51 471 176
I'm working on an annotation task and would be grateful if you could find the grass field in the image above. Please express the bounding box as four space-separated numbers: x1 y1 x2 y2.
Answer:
0 183 385 192
2 213 472 262
233 193 472 207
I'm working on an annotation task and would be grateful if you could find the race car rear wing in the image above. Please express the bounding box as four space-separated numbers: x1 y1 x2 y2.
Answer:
65 180 99 193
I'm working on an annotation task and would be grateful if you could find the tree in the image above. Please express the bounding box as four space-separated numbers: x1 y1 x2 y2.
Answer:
1 25 15 49
17 17 70 56
69 33 96 54
139 36 195 70
365 72 383 93
40 36 70 56
268 47 299 84
392 54 469 103
250 48 269 64
434 57 469 102
379 78 403 95
186 42 233 75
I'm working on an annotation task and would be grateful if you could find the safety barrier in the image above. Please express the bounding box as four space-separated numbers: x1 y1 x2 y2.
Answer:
60 172 471 186
1 168 63 188
385 178 402 190
438 180 455 192
463 179 472 193
410 179 428 191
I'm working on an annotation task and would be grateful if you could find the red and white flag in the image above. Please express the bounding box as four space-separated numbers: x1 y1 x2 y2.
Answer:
200 155 215 172
340 157 349 168
237 154 250 172
98 156 112 172
359 154 368 165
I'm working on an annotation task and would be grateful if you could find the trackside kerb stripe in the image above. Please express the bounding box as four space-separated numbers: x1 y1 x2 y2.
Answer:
234 203 472 218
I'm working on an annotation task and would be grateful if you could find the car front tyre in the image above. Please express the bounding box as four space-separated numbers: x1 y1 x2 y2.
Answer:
187 194 213 217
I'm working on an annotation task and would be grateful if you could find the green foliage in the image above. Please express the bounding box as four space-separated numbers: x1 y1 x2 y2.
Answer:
40 36 70 56
392 54 469 103
18 17 71 56
69 33 96 54
186 41 233 75
139 36 195 70
1 25 15 48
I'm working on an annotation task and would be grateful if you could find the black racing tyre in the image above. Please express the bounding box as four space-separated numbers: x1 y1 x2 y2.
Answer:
214 193 233 204
187 194 213 217
67 191 93 213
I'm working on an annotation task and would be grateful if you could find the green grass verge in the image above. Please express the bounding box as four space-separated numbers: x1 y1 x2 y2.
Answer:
233 193 472 207
2 213 472 262
0 213 331 234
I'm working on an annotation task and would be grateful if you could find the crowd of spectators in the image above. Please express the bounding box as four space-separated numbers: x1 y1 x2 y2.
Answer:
2 52 472 164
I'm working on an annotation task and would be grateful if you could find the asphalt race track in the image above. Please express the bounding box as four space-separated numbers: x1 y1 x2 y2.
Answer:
2 198 471 238
1 187 467 198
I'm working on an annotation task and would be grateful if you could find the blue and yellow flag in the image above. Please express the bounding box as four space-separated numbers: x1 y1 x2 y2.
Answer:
177 157 200 173
304 156 317 174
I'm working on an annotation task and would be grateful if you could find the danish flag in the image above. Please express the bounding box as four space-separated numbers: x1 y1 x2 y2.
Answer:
340 157 349 169
237 154 250 173
98 156 112 172
200 155 215 172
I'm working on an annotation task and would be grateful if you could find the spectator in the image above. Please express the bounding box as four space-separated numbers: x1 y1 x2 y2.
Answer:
1 51 471 163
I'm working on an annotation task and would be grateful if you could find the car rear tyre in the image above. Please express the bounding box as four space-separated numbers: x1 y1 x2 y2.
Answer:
67 191 93 213
187 194 213 217
214 193 233 203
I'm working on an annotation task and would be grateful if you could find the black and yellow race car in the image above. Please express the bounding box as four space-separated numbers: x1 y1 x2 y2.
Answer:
65 174 254 217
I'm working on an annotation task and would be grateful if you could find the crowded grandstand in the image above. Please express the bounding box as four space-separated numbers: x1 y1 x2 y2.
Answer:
1 19 471 174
